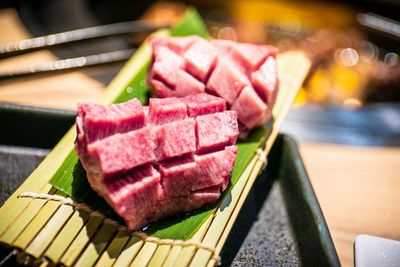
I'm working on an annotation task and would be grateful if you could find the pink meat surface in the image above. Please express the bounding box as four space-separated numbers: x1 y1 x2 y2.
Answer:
206 59 249 104
149 36 278 130
183 93 226 117
174 69 205 96
151 47 184 88
75 94 239 230
251 56 278 104
149 36 200 55
150 71 205 98
153 118 197 161
76 99 145 144
159 145 237 197
211 39 277 73
149 97 187 125
87 128 155 178
231 86 268 129
196 111 239 153
195 146 238 191
183 38 217 82
150 79 173 98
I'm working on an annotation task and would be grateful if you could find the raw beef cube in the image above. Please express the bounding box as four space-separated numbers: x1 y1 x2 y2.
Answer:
183 38 217 82
75 94 241 230
151 47 183 88
251 56 278 104
212 39 277 72
149 36 279 130
77 99 145 144
154 118 196 160
196 111 239 153
87 127 155 178
151 71 205 98
104 165 163 230
150 36 199 55
160 146 237 197
150 79 174 98
194 146 238 191
238 43 277 70
174 70 205 96
151 186 220 222
159 156 197 197
183 93 226 117
206 59 249 104
149 97 187 125
231 86 268 129
152 45 184 65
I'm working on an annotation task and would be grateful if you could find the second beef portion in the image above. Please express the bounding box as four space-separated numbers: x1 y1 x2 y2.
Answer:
149 36 279 130
75 93 239 230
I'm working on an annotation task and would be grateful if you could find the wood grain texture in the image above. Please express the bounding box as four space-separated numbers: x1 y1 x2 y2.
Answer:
299 142 400 267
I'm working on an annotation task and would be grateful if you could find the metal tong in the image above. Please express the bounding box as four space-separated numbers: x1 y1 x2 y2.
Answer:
0 20 169 80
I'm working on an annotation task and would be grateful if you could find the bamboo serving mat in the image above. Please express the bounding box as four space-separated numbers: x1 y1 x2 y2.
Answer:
0 49 310 266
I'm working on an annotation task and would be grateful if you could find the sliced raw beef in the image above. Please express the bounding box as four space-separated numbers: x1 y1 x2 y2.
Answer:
251 56 278 104
183 38 218 82
231 86 269 129
153 118 196 161
160 146 237 197
148 97 187 125
196 111 239 153
183 93 226 117
87 127 155 178
206 59 249 105
75 94 239 230
149 36 200 55
76 99 145 145
151 47 183 89
211 39 277 74
149 36 278 130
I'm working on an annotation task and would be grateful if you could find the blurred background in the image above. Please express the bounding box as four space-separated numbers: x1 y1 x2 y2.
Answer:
0 1 399 266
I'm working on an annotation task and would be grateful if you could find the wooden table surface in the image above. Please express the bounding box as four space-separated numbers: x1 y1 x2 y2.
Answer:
1 8 400 267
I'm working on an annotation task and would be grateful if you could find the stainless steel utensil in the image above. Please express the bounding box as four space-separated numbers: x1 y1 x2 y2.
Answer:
0 49 135 81
0 20 168 59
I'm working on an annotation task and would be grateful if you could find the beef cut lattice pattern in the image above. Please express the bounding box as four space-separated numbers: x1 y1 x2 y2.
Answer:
149 36 279 130
75 94 239 230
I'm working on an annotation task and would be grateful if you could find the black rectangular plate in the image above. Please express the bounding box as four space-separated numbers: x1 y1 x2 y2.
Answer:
0 103 340 266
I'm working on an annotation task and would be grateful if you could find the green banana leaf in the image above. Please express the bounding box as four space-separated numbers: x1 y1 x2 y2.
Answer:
49 8 268 240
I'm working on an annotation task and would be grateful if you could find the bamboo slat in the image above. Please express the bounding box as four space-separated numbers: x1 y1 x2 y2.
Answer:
0 187 55 243
168 216 215 267
60 215 104 265
112 236 144 267
45 208 92 262
130 243 158 266
0 50 310 266
74 222 118 267
13 191 67 249
94 228 130 266
147 245 171 267
26 202 74 257
161 245 183 267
